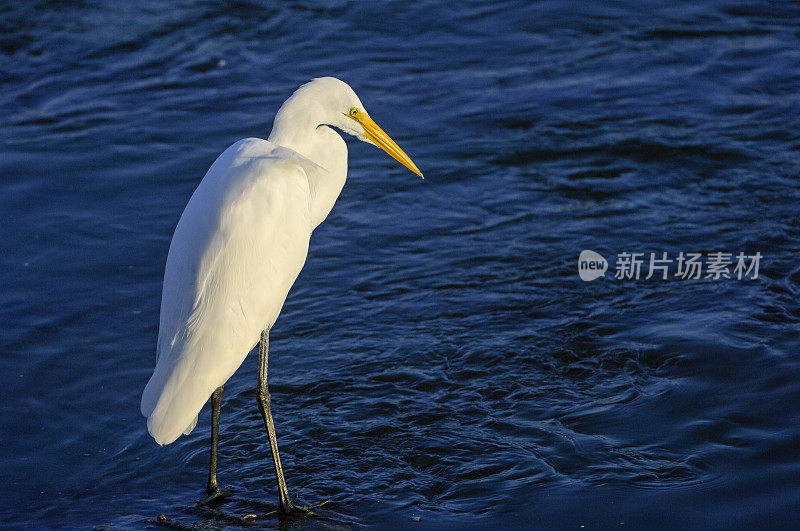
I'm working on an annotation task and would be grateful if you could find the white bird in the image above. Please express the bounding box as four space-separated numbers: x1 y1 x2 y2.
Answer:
140 77 422 512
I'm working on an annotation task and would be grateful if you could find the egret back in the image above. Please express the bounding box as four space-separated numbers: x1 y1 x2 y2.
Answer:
141 138 313 445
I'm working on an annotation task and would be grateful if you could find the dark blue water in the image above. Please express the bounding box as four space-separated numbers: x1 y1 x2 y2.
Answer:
2 0 800 528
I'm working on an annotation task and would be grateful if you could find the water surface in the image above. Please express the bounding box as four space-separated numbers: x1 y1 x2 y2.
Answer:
2 0 800 528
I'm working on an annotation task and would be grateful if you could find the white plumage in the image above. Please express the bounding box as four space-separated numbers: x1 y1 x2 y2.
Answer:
141 77 422 447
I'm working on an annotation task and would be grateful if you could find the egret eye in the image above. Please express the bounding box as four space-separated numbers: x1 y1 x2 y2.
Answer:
349 108 358 116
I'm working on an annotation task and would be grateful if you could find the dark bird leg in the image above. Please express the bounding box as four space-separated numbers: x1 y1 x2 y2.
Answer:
207 385 224 496
197 385 226 505
257 329 294 512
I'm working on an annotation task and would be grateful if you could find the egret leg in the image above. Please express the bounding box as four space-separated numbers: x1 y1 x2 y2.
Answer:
256 329 294 512
207 385 224 496
197 385 226 505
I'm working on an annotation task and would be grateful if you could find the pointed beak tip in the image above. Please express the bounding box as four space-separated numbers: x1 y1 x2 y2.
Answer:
408 164 424 179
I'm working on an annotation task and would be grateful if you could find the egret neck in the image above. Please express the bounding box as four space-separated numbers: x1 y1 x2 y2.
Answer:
268 103 348 231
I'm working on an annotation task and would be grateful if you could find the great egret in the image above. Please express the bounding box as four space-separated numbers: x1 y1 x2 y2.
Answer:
140 77 422 512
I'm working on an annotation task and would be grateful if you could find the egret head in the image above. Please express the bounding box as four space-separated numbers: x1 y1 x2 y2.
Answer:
273 77 423 178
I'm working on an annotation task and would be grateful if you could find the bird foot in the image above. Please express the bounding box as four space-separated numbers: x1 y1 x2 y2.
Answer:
253 499 331 518
285 499 331 516
196 487 230 506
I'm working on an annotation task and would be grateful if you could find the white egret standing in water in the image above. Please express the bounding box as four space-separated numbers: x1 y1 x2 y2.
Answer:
140 77 423 512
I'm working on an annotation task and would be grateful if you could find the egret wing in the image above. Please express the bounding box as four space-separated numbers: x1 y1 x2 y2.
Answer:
141 138 313 445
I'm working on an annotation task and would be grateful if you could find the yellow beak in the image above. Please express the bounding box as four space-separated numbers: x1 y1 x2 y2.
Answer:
349 113 424 178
